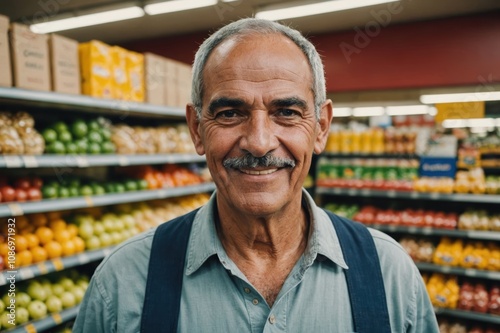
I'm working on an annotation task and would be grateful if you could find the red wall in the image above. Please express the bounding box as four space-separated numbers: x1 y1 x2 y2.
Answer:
123 11 500 92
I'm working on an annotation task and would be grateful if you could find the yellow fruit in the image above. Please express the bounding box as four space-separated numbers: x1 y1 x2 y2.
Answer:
47 211 62 221
17 250 33 267
54 229 71 243
31 246 48 263
30 213 48 227
0 243 9 257
35 227 54 245
73 237 85 253
61 240 76 257
44 241 63 259
25 233 40 249
67 224 79 238
16 235 29 252
49 219 67 232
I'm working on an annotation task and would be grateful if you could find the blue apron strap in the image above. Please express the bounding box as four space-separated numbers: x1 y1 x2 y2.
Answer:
324 209 392 333
140 209 199 333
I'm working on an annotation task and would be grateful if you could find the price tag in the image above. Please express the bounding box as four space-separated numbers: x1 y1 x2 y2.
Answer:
347 189 357 196
157 190 167 199
430 192 440 200
118 156 129 166
75 156 89 168
387 190 396 198
52 258 64 271
3 156 22 168
24 324 37 333
410 192 420 199
0 273 7 286
20 268 34 281
361 189 371 196
408 227 417 233
52 313 63 324
78 253 90 265
465 269 477 277
103 248 112 257
441 266 451 273
37 263 48 274
22 156 39 168
8 204 24 216
388 225 397 232
333 188 341 194
84 196 94 207
422 227 432 235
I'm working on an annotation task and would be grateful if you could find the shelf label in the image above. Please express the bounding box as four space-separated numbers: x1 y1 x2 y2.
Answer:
0 273 6 286
37 263 48 275
387 190 396 198
347 189 357 196
333 188 341 194
430 192 440 200
24 324 37 333
19 268 34 280
52 313 63 324
388 225 397 232
103 248 113 257
408 227 417 233
84 196 94 207
157 190 167 199
422 227 432 235
410 192 420 199
361 189 371 196
52 258 64 271
465 269 477 277
118 156 129 166
3 156 22 168
8 203 24 216
75 156 89 168
441 266 452 273
22 156 39 168
78 253 90 265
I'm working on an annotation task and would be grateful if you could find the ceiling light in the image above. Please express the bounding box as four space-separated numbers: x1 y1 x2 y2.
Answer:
353 107 385 117
145 0 217 15
256 0 400 21
442 119 467 128
428 107 438 116
420 91 500 104
469 127 488 134
332 107 352 117
386 105 429 116
30 6 144 33
466 118 495 128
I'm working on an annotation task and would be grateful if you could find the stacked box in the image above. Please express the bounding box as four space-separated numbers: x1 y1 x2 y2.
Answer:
144 52 166 105
79 40 113 99
0 15 11 87
126 50 144 102
49 34 80 94
111 46 129 100
10 23 50 91
164 58 179 107
177 62 192 107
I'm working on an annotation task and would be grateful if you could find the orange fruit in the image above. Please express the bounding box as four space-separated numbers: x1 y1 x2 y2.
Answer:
46 211 61 221
49 219 67 232
31 246 48 263
17 250 33 267
35 227 54 245
25 233 40 249
0 243 9 256
44 241 63 259
19 225 35 235
61 240 76 257
16 216 30 231
30 213 48 227
54 229 71 243
15 235 28 252
72 237 85 253
67 224 78 238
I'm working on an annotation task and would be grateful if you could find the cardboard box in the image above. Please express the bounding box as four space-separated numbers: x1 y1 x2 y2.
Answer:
144 53 165 105
177 62 192 106
0 15 11 87
50 34 80 94
10 23 50 91
164 58 179 107
79 40 113 99
111 46 129 100
126 50 144 102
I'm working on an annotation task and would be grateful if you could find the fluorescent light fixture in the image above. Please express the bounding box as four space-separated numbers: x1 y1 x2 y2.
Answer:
145 0 217 15
30 6 144 33
256 0 399 21
332 107 352 117
467 118 495 128
353 107 385 117
442 119 467 128
469 127 488 134
428 107 438 116
420 91 500 104
386 105 429 116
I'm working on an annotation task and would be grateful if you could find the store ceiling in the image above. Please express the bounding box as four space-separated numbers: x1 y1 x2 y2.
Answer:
1 0 500 44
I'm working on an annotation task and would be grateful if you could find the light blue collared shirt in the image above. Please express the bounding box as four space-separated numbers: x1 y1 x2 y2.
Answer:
73 190 438 333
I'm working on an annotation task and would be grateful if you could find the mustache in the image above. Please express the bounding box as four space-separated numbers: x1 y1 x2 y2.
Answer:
223 153 296 169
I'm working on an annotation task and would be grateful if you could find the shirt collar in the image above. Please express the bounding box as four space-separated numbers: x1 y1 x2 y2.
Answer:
185 189 348 276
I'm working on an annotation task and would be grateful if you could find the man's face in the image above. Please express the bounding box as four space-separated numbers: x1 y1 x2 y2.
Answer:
187 33 332 217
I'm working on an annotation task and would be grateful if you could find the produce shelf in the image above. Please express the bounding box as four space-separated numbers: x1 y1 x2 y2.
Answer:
0 247 115 286
322 153 420 159
365 224 500 241
5 305 79 333
316 186 500 204
0 183 216 217
434 308 500 325
0 87 185 119
415 262 500 280
0 154 206 169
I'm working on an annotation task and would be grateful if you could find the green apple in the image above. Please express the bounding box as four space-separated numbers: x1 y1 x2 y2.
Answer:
60 292 76 309
99 233 113 247
76 279 89 291
114 219 125 232
93 222 105 236
103 219 116 233
0 299 4 313
121 214 136 229
27 282 48 301
110 232 122 245
121 230 132 241
73 214 93 226
78 222 94 240
45 295 63 313
59 278 74 291
16 307 29 324
85 236 101 250
28 300 48 320
0 311 14 329
1 295 10 308
51 283 65 297
16 292 31 308
71 285 85 304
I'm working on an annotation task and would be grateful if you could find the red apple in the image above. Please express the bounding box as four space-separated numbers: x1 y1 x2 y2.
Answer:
27 187 42 201
0 186 16 202
31 177 43 188
15 189 28 202
14 178 31 190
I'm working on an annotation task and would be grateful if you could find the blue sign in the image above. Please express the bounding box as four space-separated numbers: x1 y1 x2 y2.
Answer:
419 157 457 178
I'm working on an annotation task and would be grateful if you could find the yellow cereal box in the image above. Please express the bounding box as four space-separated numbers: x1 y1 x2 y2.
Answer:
111 46 129 100
126 50 144 102
79 40 113 99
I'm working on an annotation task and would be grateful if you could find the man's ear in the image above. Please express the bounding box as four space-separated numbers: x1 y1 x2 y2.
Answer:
186 103 205 156
313 99 333 154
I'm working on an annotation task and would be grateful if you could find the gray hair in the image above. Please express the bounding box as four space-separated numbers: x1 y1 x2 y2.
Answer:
191 18 326 120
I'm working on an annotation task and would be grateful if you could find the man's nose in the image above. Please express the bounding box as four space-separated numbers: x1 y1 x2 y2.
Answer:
239 112 279 158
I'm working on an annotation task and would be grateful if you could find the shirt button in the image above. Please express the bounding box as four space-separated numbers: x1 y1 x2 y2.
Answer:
244 288 251 294
269 314 276 324
252 299 259 305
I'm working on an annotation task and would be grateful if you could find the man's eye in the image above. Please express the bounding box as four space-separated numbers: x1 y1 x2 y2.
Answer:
277 109 299 117
216 110 237 118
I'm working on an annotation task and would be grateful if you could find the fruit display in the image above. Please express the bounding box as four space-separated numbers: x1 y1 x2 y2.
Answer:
426 273 460 309
111 124 195 154
399 236 435 263
413 177 454 194
0 270 89 329
353 206 458 229
433 238 500 271
323 203 359 219
458 210 500 231
117 164 205 190
454 168 486 195
485 176 500 194
316 157 418 190
0 176 43 203
438 318 500 333
0 111 45 155
43 118 116 155
458 282 500 315
0 213 86 268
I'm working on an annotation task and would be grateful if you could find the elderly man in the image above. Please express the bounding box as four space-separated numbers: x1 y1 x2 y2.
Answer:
73 18 439 333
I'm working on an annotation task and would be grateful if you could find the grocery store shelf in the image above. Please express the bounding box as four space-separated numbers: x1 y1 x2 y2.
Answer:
0 247 115 286
0 87 185 119
434 308 500 325
415 262 500 280
0 153 205 169
0 182 216 217
316 186 500 204
322 153 420 159
7 305 79 333
366 224 500 241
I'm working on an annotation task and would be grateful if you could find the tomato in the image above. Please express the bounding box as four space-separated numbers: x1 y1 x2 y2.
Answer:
0 186 16 202
14 177 31 190
31 177 43 188
15 188 28 202
27 187 42 201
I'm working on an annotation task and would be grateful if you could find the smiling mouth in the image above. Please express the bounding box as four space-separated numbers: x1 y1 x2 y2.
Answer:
240 168 278 175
